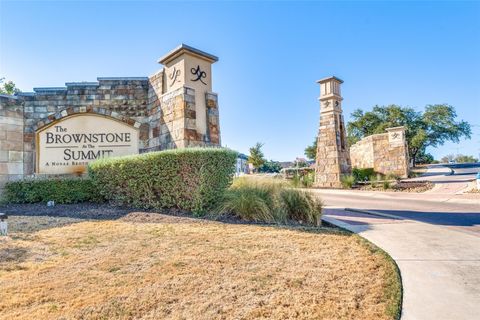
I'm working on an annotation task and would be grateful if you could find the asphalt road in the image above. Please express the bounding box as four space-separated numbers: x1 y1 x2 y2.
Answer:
318 190 480 235
423 164 479 182
316 164 480 235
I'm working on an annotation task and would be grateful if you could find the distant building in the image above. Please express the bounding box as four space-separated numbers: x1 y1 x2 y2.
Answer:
236 153 249 176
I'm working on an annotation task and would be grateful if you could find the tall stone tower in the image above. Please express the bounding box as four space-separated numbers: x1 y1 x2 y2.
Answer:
314 76 351 188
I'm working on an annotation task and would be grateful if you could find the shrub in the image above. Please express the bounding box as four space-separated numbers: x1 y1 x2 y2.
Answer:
301 171 315 188
88 148 237 214
281 167 314 179
218 177 322 225
352 167 375 182
2 177 100 204
289 171 315 188
382 180 391 190
385 173 400 181
340 174 356 189
291 173 302 188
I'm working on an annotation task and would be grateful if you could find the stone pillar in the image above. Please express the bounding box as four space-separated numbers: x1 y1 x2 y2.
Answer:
157 44 221 148
314 76 351 188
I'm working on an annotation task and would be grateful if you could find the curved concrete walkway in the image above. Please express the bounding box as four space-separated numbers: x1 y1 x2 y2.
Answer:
324 208 480 320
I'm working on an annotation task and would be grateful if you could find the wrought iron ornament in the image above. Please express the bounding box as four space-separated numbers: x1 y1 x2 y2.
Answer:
190 65 207 85
169 67 181 86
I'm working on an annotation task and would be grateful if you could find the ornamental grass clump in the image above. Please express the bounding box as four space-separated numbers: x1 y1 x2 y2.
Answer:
218 177 322 225
279 189 322 226
340 174 356 189
219 185 278 223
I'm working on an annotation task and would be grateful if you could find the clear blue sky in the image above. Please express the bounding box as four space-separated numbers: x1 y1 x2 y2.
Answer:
1 1 479 161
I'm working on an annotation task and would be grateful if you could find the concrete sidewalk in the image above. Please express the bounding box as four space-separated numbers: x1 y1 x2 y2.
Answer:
324 208 480 320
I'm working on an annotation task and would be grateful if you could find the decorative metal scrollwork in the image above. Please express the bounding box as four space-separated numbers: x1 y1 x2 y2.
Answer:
169 67 181 86
190 65 207 85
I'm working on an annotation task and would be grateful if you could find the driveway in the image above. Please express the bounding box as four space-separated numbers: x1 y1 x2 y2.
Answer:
312 170 480 319
408 164 480 194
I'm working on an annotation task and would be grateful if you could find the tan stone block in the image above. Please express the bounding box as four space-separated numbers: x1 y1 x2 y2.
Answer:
184 128 198 141
7 131 23 141
24 142 34 152
0 175 9 189
9 151 23 162
0 140 22 152
172 128 184 140
186 118 196 130
207 99 216 108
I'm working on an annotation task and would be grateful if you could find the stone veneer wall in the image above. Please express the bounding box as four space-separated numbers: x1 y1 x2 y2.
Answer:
0 95 24 188
350 128 409 178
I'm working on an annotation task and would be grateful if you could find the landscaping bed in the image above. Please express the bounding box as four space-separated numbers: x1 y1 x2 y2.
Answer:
357 180 433 193
0 210 401 320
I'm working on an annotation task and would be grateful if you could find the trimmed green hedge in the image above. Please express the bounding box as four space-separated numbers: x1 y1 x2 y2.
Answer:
3 178 101 204
88 148 237 214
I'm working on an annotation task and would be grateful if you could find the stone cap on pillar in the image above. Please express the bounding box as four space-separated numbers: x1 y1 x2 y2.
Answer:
158 44 218 65
317 76 343 103
316 76 343 84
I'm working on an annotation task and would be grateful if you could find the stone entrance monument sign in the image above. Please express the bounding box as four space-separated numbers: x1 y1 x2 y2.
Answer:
0 44 222 185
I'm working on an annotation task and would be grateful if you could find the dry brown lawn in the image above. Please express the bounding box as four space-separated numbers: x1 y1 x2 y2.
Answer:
0 213 401 320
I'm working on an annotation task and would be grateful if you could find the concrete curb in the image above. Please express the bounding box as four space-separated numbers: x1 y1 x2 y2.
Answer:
322 215 356 231
344 207 405 220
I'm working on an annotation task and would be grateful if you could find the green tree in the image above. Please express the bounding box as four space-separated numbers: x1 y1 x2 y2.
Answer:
304 139 317 161
248 142 265 172
258 160 282 173
347 104 471 166
441 154 455 163
415 151 434 164
0 78 21 95
294 159 309 168
455 154 478 163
